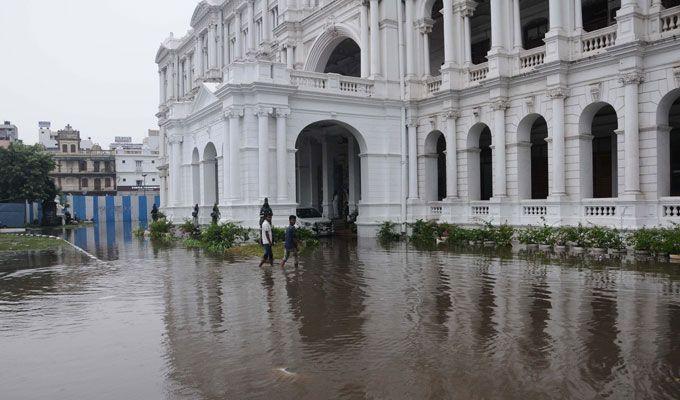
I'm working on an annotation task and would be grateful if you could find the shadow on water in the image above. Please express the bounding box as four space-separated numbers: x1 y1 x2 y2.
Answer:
1 225 679 399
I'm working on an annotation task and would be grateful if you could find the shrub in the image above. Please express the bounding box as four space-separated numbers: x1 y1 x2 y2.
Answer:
179 219 201 239
587 226 623 249
378 221 402 243
492 224 515 247
149 218 174 242
133 227 145 238
409 220 439 248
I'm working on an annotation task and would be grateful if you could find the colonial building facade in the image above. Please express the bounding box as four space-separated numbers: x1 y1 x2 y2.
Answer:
156 0 680 235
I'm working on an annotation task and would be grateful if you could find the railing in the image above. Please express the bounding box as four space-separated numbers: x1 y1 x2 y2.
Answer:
523 205 547 216
584 205 617 217
290 71 375 97
660 6 680 34
290 70 327 89
471 205 490 216
661 204 680 218
426 76 442 94
581 26 617 55
431 205 443 216
519 47 545 72
469 63 489 83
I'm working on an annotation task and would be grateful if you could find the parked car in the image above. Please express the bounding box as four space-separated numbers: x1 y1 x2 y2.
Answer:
296 208 334 236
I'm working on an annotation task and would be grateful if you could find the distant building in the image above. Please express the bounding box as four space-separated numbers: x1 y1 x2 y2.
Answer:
0 120 19 149
111 129 160 194
49 124 116 196
38 121 57 150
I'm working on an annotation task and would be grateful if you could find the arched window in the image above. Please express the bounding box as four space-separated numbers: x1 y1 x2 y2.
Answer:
323 38 361 77
479 128 493 200
530 118 549 199
424 131 446 201
591 105 618 198
81 178 88 188
428 0 445 76
62 144 68 153
70 144 76 153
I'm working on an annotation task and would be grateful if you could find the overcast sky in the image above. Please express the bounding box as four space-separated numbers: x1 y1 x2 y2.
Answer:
1 0 199 146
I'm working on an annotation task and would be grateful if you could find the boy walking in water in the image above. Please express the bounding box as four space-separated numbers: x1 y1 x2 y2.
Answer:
280 215 299 268
259 212 274 267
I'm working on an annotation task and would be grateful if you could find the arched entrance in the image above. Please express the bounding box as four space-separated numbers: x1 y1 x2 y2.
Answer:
202 143 218 206
323 38 361 77
191 148 200 205
658 89 680 197
467 123 493 201
427 0 445 76
517 114 549 199
582 0 621 32
591 105 618 198
424 130 446 201
295 121 364 220
671 96 680 196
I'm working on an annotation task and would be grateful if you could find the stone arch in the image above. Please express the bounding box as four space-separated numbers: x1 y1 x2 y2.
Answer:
191 148 200 205
202 142 218 206
466 123 493 201
305 23 362 74
294 120 366 219
657 88 680 196
578 102 619 198
423 130 446 201
516 113 549 199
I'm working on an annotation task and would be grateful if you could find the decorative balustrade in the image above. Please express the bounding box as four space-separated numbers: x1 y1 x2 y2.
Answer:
661 204 680 218
660 7 680 34
290 71 374 97
469 63 489 83
426 76 442 94
523 205 547 216
471 205 490 216
581 26 617 55
519 47 545 72
431 205 443 216
584 205 617 217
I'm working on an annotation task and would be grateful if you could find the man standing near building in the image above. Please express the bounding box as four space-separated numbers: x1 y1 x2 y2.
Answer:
259 212 274 268
280 215 299 268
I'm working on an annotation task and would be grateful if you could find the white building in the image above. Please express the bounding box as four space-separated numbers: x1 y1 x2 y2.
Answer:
38 121 57 150
112 130 161 194
156 0 680 235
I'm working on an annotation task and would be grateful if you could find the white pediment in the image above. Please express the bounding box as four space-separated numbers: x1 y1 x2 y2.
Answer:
191 82 220 114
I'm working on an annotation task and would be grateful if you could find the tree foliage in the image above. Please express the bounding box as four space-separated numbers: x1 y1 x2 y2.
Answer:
0 143 59 203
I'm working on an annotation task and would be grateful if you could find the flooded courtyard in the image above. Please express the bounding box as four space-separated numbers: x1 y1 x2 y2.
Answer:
1 224 679 399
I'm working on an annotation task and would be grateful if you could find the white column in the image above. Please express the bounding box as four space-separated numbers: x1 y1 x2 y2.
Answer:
360 1 370 78
548 88 566 197
171 139 183 206
490 0 505 50
194 37 203 79
167 63 175 100
276 108 289 202
513 0 522 50
208 23 217 70
234 11 243 59
407 119 418 199
420 23 432 77
445 111 459 199
348 138 357 211
621 72 643 196
321 137 331 217
463 8 472 65
228 108 242 201
574 0 583 31
262 0 271 42
257 107 271 199
286 44 295 69
492 100 508 198
158 70 164 104
442 0 455 66
405 0 415 78
548 0 564 32
369 0 381 78
247 0 255 54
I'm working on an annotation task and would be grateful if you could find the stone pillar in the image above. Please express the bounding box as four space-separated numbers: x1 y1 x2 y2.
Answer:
208 23 217 70
616 0 643 44
442 0 455 67
492 99 508 198
360 1 370 78
257 107 271 199
321 137 331 217
286 43 295 69
348 138 357 212
545 0 567 62
159 70 164 104
234 11 243 59
462 6 474 66
419 20 433 77
276 108 290 202
490 0 506 51
405 0 415 78
170 138 183 206
167 63 175 100
262 0 271 43
444 110 459 199
247 0 255 55
548 0 563 33
227 108 243 201
574 0 583 32
548 87 567 198
621 71 643 197
369 0 381 78
513 0 522 51
407 118 418 199
194 37 204 80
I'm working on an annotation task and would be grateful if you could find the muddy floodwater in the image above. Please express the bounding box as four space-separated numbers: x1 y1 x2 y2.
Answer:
1 225 679 399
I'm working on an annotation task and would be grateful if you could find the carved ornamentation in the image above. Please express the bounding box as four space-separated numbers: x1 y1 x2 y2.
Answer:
255 107 272 117
324 15 339 38
619 71 644 86
491 99 509 111
224 107 244 119
547 87 567 99
275 108 291 119
406 117 418 128
673 65 680 87
472 106 481 118
444 109 460 120
524 96 535 114
587 83 600 102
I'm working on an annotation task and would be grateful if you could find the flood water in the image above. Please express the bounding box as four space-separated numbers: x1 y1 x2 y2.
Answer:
1 224 680 399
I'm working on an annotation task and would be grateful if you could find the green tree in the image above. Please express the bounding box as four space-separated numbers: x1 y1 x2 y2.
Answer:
0 143 59 203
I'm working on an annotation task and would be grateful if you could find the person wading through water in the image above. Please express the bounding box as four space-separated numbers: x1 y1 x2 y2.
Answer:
259 212 274 267
280 215 299 268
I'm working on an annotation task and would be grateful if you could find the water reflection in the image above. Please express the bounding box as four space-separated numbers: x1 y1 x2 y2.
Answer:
1 226 679 399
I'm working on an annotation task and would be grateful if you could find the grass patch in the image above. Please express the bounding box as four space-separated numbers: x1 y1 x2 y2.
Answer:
0 234 64 252
226 243 286 259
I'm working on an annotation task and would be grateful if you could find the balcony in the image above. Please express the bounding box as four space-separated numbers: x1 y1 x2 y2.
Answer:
660 6 680 36
518 47 545 73
290 71 375 98
468 63 489 84
579 25 617 57
425 76 442 96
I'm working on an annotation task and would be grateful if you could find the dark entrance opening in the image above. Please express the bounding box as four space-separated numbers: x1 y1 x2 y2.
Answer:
670 97 680 196
324 38 361 77
530 117 549 199
480 127 493 201
591 105 618 198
